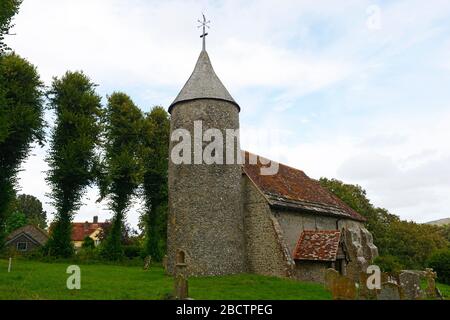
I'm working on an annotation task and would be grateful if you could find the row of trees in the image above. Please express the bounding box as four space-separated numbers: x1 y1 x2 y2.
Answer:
0 1 170 261
43 73 170 260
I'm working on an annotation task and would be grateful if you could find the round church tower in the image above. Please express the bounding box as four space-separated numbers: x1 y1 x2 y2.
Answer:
167 43 247 275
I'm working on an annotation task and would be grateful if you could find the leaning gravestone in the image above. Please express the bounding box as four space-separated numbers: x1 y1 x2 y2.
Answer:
378 282 401 300
325 269 339 291
399 271 421 300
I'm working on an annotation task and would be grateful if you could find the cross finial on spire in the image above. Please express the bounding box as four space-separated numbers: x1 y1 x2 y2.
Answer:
197 13 210 51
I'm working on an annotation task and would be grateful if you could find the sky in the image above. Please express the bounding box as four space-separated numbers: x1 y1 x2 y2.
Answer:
6 0 450 228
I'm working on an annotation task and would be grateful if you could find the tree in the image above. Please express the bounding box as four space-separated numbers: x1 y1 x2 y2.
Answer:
319 177 449 269
5 211 26 234
13 194 47 229
0 0 22 142
428 249 450 285
0 0 21 54
441 224 450 244
98 220 137 246
140 106 170 261
100 92 143 260
82 236 95 249
45 71 102 258
0 54 44 247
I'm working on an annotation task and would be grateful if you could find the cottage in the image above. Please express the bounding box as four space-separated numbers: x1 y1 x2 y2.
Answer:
71 216 108 249
5 225 49 252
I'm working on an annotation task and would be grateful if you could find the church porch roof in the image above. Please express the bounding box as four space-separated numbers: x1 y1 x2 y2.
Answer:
293 230 341 261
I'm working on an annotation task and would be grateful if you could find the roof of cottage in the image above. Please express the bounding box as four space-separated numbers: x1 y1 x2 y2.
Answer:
71 222 109 241
6 225 49 246
242 151 365 222
168 50 239 113
293 230 341 261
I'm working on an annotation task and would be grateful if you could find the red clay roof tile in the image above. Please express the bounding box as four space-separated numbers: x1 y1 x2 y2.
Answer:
242 151 365 222
71 222 108 241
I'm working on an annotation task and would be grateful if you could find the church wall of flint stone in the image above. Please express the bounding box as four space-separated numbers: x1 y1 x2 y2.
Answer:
166 48 378 283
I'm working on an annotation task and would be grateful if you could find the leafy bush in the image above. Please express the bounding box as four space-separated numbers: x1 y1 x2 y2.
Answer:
123 245 142 259
428 250 450 285
76 247 99 262
374 255 404 273
82 236 95 249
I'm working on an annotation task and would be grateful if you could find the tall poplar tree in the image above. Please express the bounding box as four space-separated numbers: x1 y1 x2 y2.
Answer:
45 71 102 257
0 54 44 246
141 106 170 261
100 92 143 260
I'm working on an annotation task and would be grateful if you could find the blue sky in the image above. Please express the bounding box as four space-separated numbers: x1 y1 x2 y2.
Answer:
7 0 450 227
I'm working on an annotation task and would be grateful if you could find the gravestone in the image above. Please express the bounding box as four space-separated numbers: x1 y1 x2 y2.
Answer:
359 272 377 300
325 268 339 291
143 256 152 270
399 271 421 300
378 282 401 300
325 268 357 300
424 268 437 298
174 250 189 300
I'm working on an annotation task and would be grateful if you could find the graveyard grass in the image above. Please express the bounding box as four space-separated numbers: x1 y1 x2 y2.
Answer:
0 259 332 300
1 259 449 300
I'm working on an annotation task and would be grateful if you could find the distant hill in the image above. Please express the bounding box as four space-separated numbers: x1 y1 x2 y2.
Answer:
425 218 450 226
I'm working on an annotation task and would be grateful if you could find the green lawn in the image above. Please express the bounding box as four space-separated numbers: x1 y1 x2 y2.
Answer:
0 259 331 300
437 282 450 299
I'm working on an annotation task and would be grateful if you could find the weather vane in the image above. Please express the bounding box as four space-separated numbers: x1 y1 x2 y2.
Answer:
197 13 210 51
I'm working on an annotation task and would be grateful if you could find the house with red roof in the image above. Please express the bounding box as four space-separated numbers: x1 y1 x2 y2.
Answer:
71 216 109 249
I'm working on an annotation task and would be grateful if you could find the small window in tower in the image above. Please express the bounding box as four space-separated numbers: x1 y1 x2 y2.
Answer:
176 250 186 265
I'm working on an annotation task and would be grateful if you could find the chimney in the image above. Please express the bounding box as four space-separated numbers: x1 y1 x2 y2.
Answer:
93 216 98 224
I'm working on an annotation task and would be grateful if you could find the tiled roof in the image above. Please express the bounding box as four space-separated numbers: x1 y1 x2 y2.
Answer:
293 230 341 261
6 225 49 245
242 151 365 222
71 222 108 241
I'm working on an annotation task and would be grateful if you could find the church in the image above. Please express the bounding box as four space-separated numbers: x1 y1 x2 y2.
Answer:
166 24 378 284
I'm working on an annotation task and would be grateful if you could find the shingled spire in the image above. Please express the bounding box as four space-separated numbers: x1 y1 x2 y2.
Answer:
168 16 239 113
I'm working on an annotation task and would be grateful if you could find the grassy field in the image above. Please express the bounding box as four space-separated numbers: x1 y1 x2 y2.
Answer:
0 259 331 300
437 282 450 299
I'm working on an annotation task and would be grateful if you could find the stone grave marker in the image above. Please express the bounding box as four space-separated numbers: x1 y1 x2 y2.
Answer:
378 282 401 300
399 271 421 300
424 268 438 299
174 250 189 300
143 256 152 270
325 268 357 300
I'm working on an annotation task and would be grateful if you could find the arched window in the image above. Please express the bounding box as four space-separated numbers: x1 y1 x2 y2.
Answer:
176 250 186 265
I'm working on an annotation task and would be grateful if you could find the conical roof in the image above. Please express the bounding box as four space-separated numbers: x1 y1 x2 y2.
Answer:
169 50 240 113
